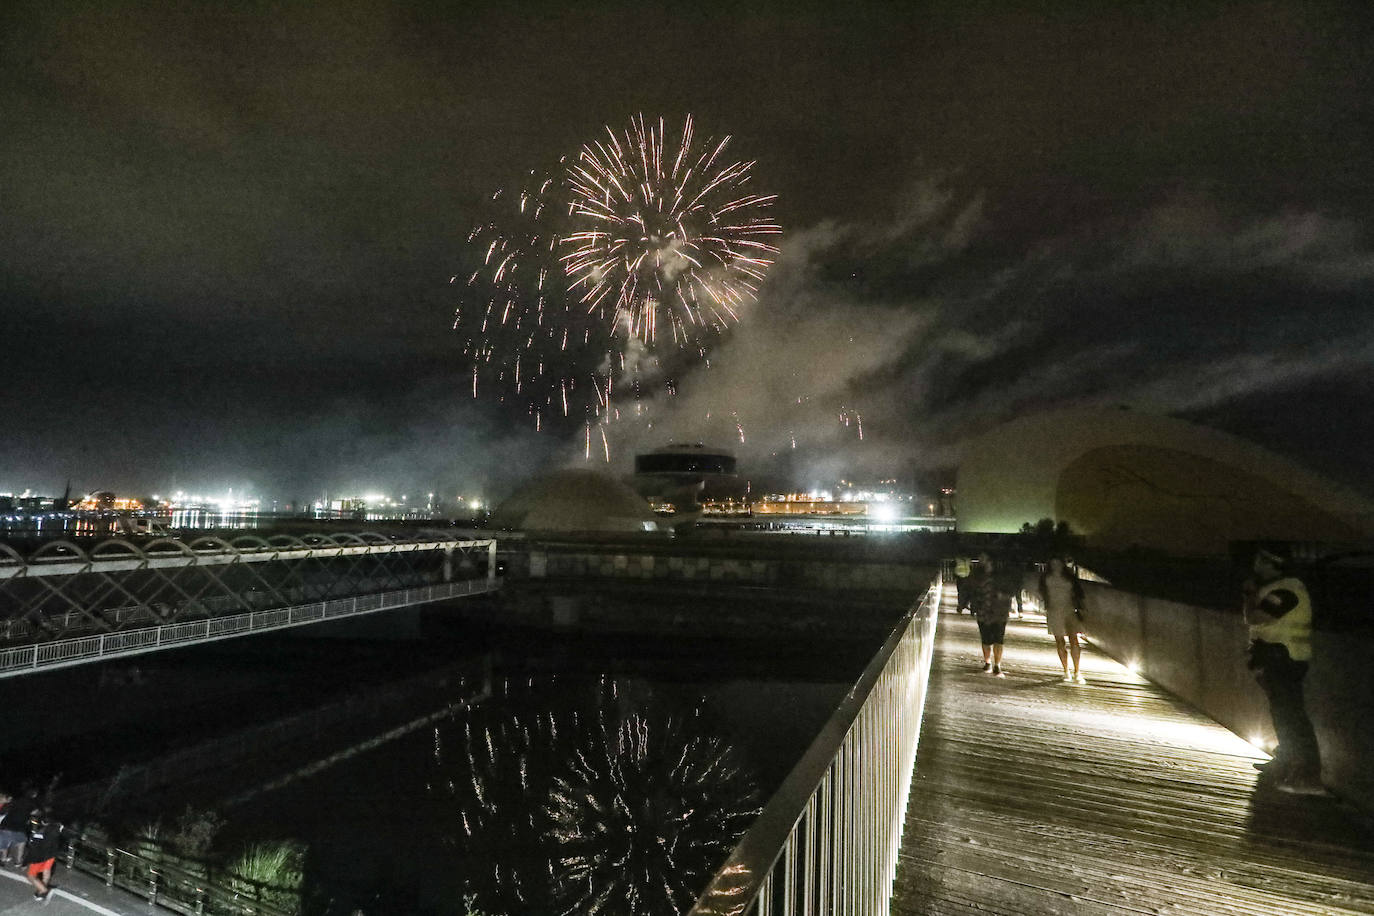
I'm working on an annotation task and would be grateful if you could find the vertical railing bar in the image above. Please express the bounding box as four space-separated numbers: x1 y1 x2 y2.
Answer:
835 741 846 916
819 767 831 914
882 689 890 908
853 734 862 916
832 759 841 915
802 793 816 916
783 830 797 915
854 714 864 915
865 702 876 912
872 702 880 911
866 700 874 915
852 715 861 916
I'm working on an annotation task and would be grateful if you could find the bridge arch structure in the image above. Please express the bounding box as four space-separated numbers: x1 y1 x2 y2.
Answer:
0 530 497 677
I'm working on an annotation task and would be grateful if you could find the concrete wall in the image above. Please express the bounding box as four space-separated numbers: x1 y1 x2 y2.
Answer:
480 544 931 639
1082 581 1373 814
496 584 909 640
523 547 927 593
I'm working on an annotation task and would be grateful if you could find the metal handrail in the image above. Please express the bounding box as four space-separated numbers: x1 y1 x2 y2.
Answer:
3 534 495 579
689 575 941 915
66 832 298 916
0 577 498 678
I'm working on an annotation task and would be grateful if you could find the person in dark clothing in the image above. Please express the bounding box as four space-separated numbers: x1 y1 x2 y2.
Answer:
995 557 1025 619
953 556 972 612
0 793 23 866
970 553 1011 676
23 810 60 902
0 791 37 867
1244 547 1324 795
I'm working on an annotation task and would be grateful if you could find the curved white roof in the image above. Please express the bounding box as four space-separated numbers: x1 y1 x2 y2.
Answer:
957 408 1374 551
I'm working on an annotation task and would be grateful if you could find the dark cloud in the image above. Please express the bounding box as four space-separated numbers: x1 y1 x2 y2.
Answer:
2 1 1373 498
601 188 1374 493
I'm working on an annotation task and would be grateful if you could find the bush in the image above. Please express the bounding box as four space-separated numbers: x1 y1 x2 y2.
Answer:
227 840 305 911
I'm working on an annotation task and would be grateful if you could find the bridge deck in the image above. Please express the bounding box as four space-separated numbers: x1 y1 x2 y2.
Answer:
892 610 1374 916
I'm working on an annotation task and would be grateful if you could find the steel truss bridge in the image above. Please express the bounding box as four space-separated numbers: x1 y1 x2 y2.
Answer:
0 531 497 679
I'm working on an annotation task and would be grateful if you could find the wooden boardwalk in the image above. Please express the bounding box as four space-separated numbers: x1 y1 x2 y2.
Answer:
892 607 1374 916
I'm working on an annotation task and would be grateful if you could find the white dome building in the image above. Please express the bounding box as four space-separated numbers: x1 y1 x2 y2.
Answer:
956 408 1374 555
492 469 660 534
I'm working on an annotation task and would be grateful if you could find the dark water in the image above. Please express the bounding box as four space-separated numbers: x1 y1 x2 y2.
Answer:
9 588 883 915
0 511 260 539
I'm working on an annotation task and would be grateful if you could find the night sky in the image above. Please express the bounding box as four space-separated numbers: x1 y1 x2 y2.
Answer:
3 1 1372 501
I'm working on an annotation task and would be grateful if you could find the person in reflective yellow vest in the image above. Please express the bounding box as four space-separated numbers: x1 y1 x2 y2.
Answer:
1243 547 1323 795
954 556 972 613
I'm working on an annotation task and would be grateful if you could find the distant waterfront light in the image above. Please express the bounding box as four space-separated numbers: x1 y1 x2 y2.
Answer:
870 503 899 523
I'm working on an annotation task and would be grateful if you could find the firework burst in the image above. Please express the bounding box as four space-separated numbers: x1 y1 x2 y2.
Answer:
561 114 780 348
454 115 780 432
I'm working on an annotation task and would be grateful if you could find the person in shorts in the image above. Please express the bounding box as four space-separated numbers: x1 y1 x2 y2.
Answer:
0 790 35 867
1040 557 1087 683
23 810 60 903
0 793 25 866
971 552 1011 676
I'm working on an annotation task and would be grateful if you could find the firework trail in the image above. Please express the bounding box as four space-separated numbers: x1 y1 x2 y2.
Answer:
455 164 617 432
454 115 780 434
839 407 864 441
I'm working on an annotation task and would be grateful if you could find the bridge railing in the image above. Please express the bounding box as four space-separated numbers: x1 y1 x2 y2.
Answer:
65 832 297 916
0 532 496 645
0 578 495 678
688 575 941 916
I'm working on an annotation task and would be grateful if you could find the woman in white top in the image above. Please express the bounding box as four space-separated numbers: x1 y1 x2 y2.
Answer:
1039 557 1086 683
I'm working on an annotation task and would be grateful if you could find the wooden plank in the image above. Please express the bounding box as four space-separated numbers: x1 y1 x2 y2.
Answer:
892 610 1374 916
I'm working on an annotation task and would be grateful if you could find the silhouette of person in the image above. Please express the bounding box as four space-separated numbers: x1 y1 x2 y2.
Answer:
971 553 1011 676
954 555 972 612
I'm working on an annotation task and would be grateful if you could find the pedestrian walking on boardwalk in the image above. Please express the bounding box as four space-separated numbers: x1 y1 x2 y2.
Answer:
971 552 1011 676
1243 546 1325 795
954 555 973 612
23 809 60 903
1040 557 1086 683
996 556 1026 619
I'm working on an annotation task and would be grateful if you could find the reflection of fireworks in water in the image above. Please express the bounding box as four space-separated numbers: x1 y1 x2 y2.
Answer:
454 115 780 435
545 698 759 915
443 676 758 914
